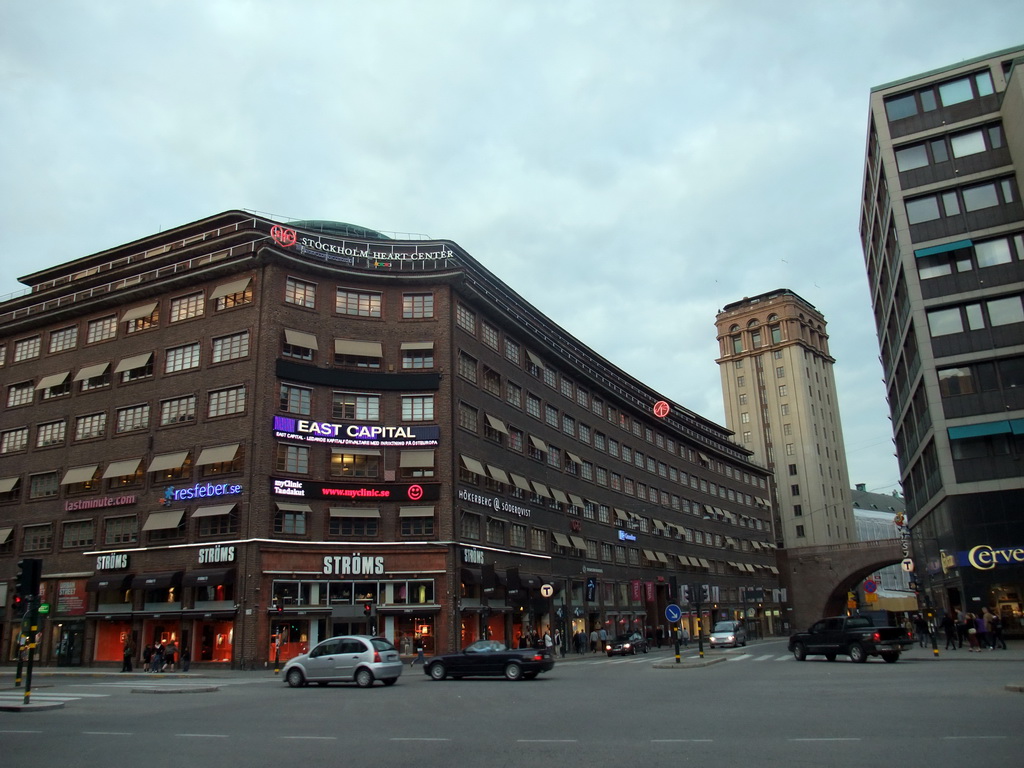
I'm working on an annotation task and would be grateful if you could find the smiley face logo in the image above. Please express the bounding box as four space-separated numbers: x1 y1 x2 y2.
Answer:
407 484 424 501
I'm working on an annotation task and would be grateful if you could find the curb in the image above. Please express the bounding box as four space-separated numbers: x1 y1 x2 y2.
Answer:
0 701 65 712
131 685 220 694
653 656 727 669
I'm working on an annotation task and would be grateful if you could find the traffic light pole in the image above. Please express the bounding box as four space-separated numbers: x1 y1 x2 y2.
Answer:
21 597 39 705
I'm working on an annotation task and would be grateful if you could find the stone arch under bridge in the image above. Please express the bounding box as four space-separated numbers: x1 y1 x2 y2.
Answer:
776 539 906 634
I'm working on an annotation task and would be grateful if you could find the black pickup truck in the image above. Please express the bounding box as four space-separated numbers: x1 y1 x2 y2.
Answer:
788 615 914 663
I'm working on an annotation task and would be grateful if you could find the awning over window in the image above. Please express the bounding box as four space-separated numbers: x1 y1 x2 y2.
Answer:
400 341 434 350
334 339 382 357
196 443 240 466
569 535 587 551
191 503 236 518
552 532 572 548
114 352 153 373
526 350 544 368
569 494 586 508
551 488 570 505
131 571 183 590
0 476 19 493
687 556 702 567
74 362 109 381
643 549 657 561
655 551 669 563
399 450 434 467
697 558 711 569
61 465 99 485
566 452 584 466
914 239 973 258
35 371 69 390
276 501 312 513
284 328 318 350
487 465 510 484
121 302 158 322
948 420 1011 440
614 508 628 521
652 519 667 530
510 473 532 491
142 509 184 531
209 276 252 300
460 455 487 476
485 414 509 434
102 458 142 479
399 506 434 517
182 568 236 587
330 507 380 518
529 435 547 452
0 527 12 544
86 573 133 592
148 451 190 473
531 481 551 498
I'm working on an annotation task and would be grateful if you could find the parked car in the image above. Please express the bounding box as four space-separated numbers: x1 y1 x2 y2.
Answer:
605 632 649 656
424 639 555 681
708 621 747 648
283 635 403 687
788 615 914 663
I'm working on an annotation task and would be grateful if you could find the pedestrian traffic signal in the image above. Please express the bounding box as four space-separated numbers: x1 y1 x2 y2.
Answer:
11 593 25 619
273 598 283 613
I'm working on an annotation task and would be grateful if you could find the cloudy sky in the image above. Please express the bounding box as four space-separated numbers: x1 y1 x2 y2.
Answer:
2 1 1021 495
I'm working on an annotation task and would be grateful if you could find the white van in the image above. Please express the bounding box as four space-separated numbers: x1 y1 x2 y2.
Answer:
708 620 747 648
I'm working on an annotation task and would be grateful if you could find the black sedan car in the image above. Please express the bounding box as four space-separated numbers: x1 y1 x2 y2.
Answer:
605 632 649 657
424 640 555 681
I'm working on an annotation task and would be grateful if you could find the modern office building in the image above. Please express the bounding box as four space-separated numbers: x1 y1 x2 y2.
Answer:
861 46 1024 633
1 210 780 669
715 290 855 549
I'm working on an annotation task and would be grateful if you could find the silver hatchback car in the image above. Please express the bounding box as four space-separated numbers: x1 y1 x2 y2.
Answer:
283 635 403 688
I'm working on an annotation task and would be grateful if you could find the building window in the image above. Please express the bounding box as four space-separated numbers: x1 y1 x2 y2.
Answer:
457 351 477 382
274 509 307 535
462 514 481 540
508 427 523 452
790 484 800 496
7 382 33 408
36 421 66 448
170 292 204 322
105 516 138 545
116 404 149 433
62 520 95 549
736 376 745 388
29 472 59 499
285 277 317 308
402 347 434 369
778 385 788 397
486 518 504 545
282 338 314 361
75 413 106 440
740 412 750 424
80 366 111 391
14 336 41 362
794 505 802 516
401 516 434 537
403 293 434 319
212 331 250 362
276 444 309 474
562 414 575 436
481 322 499 349
1 427 28 454
119 355 153 383
884 69 994 122
906 177 1016 225
49 326 78 353
280 384 312 415
330 516 379 536
125 306 158 334
87 315 117 343
504 338 521 365
459 402 479 432
928 296 1024 337
456 304 476 333
333 391 380 420
526 393 541 419
199 512 237 536
330 451 380 478
776 366 785 378
336 288 381 317
215 281 253 310
482 367 501 396
788 463 798 475
545 404 559 427
785 443 795 456
165 342 200 373
505 381 522 409
795 525 805 538
23 523 53 552
209 385 247 417
738 393 747 405
401 394 434 421
160 395 196 426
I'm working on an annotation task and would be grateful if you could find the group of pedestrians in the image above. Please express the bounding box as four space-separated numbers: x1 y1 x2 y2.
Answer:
939 609 1007 652
124 639 189 672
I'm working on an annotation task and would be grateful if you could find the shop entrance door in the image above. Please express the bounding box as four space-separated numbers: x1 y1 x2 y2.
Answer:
56 625 84 667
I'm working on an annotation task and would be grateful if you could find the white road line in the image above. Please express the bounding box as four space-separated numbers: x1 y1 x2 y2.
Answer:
177 733 230 738
943 736 1007 740
82 732 132 736
390 738 451 742
281 736 338 740
651 739 713 743
0 730 43 734
517 739 578 743
755 654 776 661
727 654 752 662
789 738 861 742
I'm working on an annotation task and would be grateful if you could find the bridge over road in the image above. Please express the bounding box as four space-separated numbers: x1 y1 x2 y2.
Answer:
776 538 907 634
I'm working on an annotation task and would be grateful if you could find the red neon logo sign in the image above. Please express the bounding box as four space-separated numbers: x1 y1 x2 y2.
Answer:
653 401 671 418
270 225 297 248
407 484 424 501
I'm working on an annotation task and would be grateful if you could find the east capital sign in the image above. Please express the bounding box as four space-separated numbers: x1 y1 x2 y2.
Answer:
274 416 439 447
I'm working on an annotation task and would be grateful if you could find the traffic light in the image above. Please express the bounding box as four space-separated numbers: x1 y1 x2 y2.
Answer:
11 593 25 619
698 584 710 603
363 603 373 617
273 598 282 613
680 585 691 604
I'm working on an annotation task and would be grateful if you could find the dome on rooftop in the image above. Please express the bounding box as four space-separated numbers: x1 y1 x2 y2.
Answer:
287 220 391 240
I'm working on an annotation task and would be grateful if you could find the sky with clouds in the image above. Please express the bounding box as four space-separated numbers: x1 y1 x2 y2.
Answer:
2 1 1022 496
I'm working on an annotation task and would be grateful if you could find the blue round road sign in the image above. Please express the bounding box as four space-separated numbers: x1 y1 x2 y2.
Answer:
665 604 682 623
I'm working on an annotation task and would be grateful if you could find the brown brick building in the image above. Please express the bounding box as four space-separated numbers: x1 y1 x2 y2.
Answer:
1 211 779 669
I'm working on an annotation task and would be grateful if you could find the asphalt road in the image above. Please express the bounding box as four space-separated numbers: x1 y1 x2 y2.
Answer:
2 639 1022 767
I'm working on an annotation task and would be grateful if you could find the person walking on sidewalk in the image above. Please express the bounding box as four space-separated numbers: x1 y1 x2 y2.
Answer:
941 613 957 650
122 637 135 672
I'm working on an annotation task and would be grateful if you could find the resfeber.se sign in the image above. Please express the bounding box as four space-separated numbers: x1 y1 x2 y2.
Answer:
274 416 439 447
